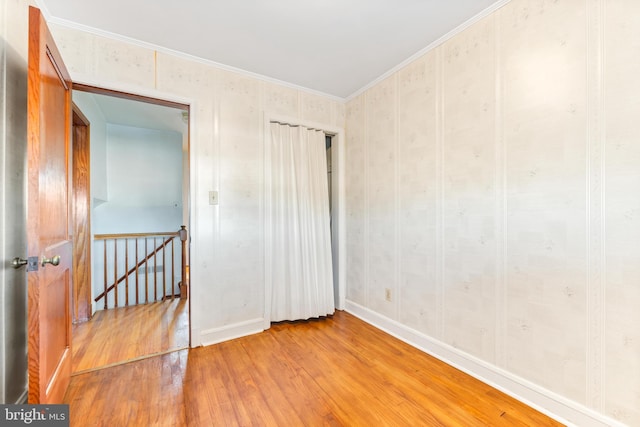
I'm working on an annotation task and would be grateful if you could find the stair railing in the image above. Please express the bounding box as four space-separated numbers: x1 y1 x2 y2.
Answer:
94 226 188 309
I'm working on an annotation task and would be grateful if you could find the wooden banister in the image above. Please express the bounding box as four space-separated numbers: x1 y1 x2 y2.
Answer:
95 231 180 240
94 228 187 308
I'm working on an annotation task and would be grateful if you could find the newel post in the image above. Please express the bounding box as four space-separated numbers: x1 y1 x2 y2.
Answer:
179 225 188 299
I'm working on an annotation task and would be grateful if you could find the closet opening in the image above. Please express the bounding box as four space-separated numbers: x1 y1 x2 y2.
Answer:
263 119 345 327
326 134 339 307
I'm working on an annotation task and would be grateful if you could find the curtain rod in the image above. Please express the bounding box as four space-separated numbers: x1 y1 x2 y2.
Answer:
269 120 335 136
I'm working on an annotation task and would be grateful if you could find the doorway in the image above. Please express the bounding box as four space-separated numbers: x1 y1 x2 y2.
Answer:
70 85 191 373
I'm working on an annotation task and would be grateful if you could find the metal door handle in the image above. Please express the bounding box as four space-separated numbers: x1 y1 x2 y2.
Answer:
41 255 61 267
12 257 28 269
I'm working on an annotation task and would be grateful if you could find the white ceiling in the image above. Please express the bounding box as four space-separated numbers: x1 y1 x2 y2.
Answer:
74 90 188 135
40 0 504 99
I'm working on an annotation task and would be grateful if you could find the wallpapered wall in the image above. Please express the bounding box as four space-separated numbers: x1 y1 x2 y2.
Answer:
345 0 639 425
48 20 345 345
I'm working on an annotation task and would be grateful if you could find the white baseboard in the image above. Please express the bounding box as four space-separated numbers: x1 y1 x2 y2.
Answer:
345 300 624 427
199 317 265 347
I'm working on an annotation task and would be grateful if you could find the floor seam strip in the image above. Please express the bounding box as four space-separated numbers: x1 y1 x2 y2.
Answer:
71 346 189 376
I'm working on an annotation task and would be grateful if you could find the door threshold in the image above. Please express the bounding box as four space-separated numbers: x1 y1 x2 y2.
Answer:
71 346 189 376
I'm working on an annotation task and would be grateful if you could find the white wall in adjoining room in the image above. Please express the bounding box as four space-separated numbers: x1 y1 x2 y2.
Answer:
95 123 183 235
345 0 639 426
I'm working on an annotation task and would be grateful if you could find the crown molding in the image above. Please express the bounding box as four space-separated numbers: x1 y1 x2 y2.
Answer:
345 0 512 102
35 0 513 105
37 8 346 103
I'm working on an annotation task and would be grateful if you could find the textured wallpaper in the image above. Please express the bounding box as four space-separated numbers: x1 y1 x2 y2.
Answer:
50 21 345 344
345 0 639 424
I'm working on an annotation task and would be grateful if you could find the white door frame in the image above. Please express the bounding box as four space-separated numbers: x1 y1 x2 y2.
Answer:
70 78 196 345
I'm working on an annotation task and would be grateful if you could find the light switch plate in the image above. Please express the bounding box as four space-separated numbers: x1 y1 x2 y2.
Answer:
209 191 218 205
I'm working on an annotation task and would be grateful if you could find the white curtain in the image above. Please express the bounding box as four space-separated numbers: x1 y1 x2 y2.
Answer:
269 122 334 322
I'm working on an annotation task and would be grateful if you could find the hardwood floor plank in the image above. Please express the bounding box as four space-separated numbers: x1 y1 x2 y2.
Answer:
72 299 188 372
275 320 455 426
240 331 338 426
297 314 552 426
65 311 563 426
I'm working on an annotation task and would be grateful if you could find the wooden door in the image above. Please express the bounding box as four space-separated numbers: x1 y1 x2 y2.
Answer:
27 6 73 403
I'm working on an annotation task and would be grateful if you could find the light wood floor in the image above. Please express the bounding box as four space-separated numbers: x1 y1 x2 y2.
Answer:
72 298 189 373
64 310 562 426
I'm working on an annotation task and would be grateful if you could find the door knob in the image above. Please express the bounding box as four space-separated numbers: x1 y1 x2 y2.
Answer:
12 257 28 269
41 255 61 267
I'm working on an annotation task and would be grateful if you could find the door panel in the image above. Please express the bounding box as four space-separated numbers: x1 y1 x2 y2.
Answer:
27 6 73 404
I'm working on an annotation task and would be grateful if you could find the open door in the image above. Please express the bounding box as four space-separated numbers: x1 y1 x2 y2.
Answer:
26 6 73 403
